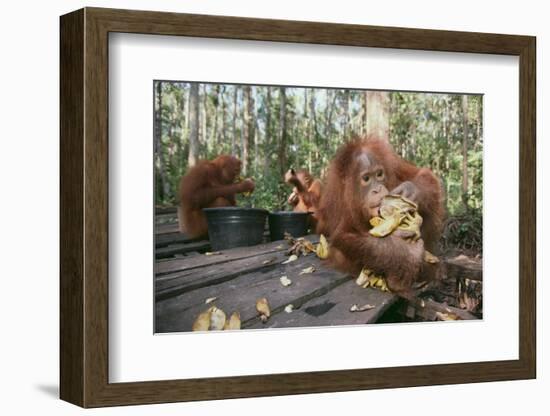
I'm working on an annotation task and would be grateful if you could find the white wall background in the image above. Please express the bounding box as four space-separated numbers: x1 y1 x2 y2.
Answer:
0 0 546 414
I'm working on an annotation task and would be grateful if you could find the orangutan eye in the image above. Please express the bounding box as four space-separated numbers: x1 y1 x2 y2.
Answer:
377 170 384 179
362 174 370 183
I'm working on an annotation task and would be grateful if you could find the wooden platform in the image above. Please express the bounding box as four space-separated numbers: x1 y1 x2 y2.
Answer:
154 207 481 333
155 235 398 332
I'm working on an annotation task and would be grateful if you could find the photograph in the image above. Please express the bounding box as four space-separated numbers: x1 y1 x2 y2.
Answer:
153 81 483 333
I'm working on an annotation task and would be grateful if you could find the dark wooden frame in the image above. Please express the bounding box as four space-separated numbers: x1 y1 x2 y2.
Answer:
60 7 536 408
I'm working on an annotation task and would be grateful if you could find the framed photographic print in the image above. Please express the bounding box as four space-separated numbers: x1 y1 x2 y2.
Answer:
60 7 536 408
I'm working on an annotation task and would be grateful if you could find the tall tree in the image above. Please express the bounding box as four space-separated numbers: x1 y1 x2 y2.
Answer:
177 83 187 175
343 89 351 140
263 87 273 176
253 90 260 172
242 85 255 175
361 91 368 135
462 94 469 208
154 81 170 201
209 85 221 155
309 89 320 165
231 86 239 155
476 96 482 150
303 89 312 171
278 87 287 178
187 82 200 167
201 85 208 157
218 85 226 148
324 90 337 155
366 91 390 141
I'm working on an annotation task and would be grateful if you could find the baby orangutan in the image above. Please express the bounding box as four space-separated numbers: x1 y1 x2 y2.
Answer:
284 168 322 226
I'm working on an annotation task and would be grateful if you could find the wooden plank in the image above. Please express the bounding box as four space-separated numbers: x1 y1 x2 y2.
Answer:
155 235 319 275
156 255 287 330
155 241 211 259
155 253 349 333
403 298 479 321
445 255 483 281
155 213 178 224
247 280 397 329
155 223 180 235
155 232 198 248
155 249 288 299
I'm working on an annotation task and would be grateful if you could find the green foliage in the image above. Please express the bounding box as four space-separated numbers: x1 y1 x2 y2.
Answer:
441 207 483 252
236 168 287 210
389 93 483 215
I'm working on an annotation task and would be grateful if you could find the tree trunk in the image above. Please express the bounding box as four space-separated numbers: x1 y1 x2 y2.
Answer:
231 86 239 155
278 87 287 178
253 90 259 171
188 82 200 167
167 110 175 169
366 91 390 141
303 89 312 171
168 91 178 170
342 90 350 140
154 81 171 201
325 90 337 155
241 87 248 175
201 85 208 158
242 85 255 176
263 87 272 176
362 92 368 135
209 85 221 154
177 82 187 176
476 97 482 150
219 86 226 148
185 84 190 134
254 125 259 172
309 89 319 164
462 94 469 208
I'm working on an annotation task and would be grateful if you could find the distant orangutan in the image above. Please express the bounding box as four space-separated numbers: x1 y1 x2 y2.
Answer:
284 168 323 226
178 155 255 238
316 136 445 297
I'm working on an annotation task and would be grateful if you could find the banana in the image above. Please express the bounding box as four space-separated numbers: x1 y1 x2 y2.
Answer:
316 234 330 259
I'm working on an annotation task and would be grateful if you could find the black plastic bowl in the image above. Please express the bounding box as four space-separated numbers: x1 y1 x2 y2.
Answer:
268 211 310 241
203 207 268 251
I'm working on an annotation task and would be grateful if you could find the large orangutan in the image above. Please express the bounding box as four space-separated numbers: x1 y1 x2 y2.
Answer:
178 155 255 238
284 168 322 224
316 137 444 297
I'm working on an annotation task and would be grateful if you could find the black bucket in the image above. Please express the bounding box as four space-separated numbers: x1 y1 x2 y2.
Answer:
268 211 310 241
203 207 268 251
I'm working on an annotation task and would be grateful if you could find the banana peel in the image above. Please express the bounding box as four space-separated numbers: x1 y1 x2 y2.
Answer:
256 297 271 322
192 309 212 332
192 306 227 331
369 195 419 238
316 234 330 259
360 196 441 294
369 215 403 237
209 306 227 330
223 312 241 330
369 194 438 260
356 267 389 292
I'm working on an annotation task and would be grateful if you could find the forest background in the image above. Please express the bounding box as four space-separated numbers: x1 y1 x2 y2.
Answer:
154 82 483 252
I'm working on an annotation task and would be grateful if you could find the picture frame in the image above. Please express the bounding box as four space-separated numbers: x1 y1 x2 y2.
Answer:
60 7 536 408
